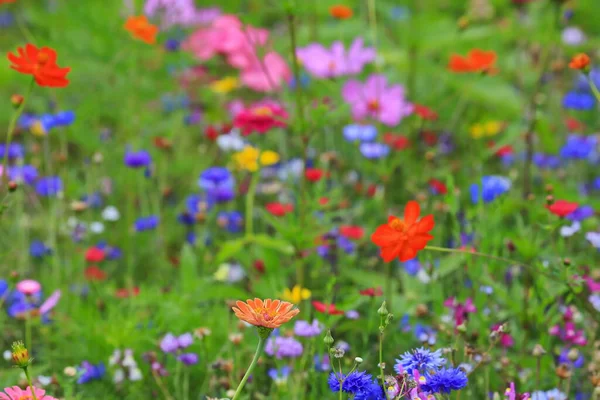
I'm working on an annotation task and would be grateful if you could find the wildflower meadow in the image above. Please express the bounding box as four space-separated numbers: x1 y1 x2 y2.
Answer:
2 0 600 399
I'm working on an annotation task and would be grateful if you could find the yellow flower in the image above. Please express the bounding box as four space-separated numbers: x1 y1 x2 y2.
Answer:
30 120 46 137
469 123 484 139
233 146 260 172
484 121 502 137
213 264 230 281
260 150 280 166
281 285 311 304
210 76 239 94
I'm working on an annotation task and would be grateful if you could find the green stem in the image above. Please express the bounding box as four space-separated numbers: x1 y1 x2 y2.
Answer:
425 245 522 266
245 172 260 237
587 75 600 104
183 368 190 400
152 371 175 400
385 262 393 311
378 328 390 400
24 367 39 400
231 336 267 400
3 79 34 185
25 315 32 353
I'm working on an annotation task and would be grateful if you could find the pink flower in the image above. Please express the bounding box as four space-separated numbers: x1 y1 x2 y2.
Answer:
491 324 514 348
183 15 247 61
40 290 61 315
444 297 477 327
549 307 587 346
227 25 269 70
241 52 291 92
342 74 413 126
0 386 58 400
296 37 375 78
585 276 600 292
16 280 41 296
144 0 220 29
233 100 288 135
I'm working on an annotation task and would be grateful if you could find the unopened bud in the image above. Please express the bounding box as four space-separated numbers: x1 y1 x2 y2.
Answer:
11 94 24 108
563 258 571 267
8 181 17 192
545 184 554 193
555 364 572 379
330 347 345 359
506 240 515 252
324 330 334 346
64 366 77 377
355 357 363 364
567 348 580 362
11 341 31 369
457 323 467 333
532 344 546 357
377 301 389 317
546 195 554 205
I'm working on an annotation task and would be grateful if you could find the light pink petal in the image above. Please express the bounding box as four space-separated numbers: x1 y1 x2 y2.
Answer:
342 80 363 103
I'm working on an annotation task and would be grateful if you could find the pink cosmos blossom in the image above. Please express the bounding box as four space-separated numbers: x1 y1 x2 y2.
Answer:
0 386 58 400
241 52 291 92
183 15 247 61
296 37 375 78
16 280 41 296
342 74 413 126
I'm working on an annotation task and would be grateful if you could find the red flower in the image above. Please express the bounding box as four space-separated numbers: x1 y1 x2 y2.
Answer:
312 301 344 315
366 184 377 197
115 287 140 298
7 44 71 87
569 53 590 70
265 202 294 217
339 225 364 240
205 125 219 141
360 287 383 297
85 247 105 263
305 168 324 182
1 0 17 4
428 179 447 195
124 15 158 45
547 200 579 217
329 5 353 19
319 197 329 206
233 102 288 136
565 117 584 132
413 104 438 121
371 201 435 262
487 142 513 157
253 259 265 274
84 266 106 281
422 131 438 146
153 136 172 150
383 133 410 150
449 49 497 74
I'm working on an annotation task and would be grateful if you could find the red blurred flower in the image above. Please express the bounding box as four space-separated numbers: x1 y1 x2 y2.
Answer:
360 287 383 297
265 202 294 217
366 184 377 197
85 247 105 263
305 168 324 182
318 197 329 206
1 0 17 4
371 201 435 262
153 136 172 150
115 287 140 298
383 133 410 151
569 53 590 70
547 200 579 217
205 125 220 141
312 301 344 315
565 117 584 132
449 49 497 74
124 15 158 45
329 5 353 19
428 179 447 195
253 259 265 274
233 102 288 136
422 131 438 146
413 104 438 121
84 266 106 281
492 324 514 348
7 44 71 87
339 225 364 240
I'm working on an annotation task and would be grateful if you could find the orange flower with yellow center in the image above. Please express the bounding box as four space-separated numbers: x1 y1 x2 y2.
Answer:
233 298 299 329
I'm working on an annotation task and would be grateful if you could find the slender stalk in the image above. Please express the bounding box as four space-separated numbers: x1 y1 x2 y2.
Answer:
425 245 522 266
24 368 39 400
245 172 260 237
183 368 190 400
25 315 32 354
385 262 393 311
152 371 175 400
587 76 600 103
3 79 34 185
378 328 390 400
231 336 267 400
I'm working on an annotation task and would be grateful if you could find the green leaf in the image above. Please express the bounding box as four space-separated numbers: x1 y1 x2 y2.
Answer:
179 245 197 294
214 238 248 264
252 234 295 255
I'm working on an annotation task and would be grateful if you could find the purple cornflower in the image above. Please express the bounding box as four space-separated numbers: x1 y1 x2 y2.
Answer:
35 176 63 196
77 361 106 384
314 354 331 372
395 347 445 374
296 37 375 78
0 143 24 160
343 124 377 142
294 320 322 337
359 142 390 159
134 215 159 232
216 211 243 233
342 74 413 126
560 135 597 160
8 165 38 184
160 333 194 353
177 353 199 365
566 205 594 221
265 336 303 359
124 149 152 168
198 166 236 203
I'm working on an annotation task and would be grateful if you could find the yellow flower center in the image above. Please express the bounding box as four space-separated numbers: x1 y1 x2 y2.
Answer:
367 99 380 112
252 106 273 117
388 217 406 232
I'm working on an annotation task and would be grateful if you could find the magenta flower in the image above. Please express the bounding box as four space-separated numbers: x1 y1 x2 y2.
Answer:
296 37 375 78
342 74 413 126
491 324 514 348
16 280 41 296
0 386 58 400
443 297 477 328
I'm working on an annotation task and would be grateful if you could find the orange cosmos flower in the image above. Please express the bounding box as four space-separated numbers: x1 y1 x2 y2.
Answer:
569 53 590 71
7 44 70 87
371 201 435 262
124 15 158 44
233 298 299 329
449 49 497 74
330 5 353 19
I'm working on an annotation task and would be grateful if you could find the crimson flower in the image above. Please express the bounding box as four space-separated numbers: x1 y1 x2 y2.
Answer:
312 301 344 315
428 179 447 195
339 225 364 240
116 287 140 298
233 102 288 136
547 200 579 217
84 266 106 282
265 202 294 217
413 104 438 121
85 247 105 263
359 287 383 297
383 133 410 151
305 168 324 182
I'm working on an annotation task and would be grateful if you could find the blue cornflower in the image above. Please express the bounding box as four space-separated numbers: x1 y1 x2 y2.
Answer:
394 347 445 374
560 135 597 160
531 389 567 400
77 361 106 384
563 91 595 110
403 258 421 275
95 242 122 260
0 143 24 160
198 167 235 203
134 215 159 232
164 38 180 51
268 366 291 385
343 124 377 143
314 354 330 372
533 153 561 169
414 324 438 345
81 192 103 208
354 380 385 400
359 142 390 159
8 165 38 184
30 240 51 258
184 194 214 220
0 279 8 298
54 110 76 126
470 175 511 204
35 176 63 196
19 114 38 130
217 211 243 233
124 150 152 168
558 348 584 368
328 371 374 394
566 205 594 221
177 353 199 365
422 367 468 394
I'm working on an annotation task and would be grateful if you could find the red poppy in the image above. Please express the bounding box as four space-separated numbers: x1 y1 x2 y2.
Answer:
84 266 106 281
383 133 410 151
312 301 344 315
565 117 584 132
305 168 324 182
428 179 447 195
205 125 219 141
547 200 579 217
449 49 497 74
339 225 364 240
265 202 294 217
360 287 383 297
413 104 438 121
569 53 590 70
371 201 435 262
7 44 71 87
85 247 105 263
233 103 288 136
115 287 140 298
319 197 329 206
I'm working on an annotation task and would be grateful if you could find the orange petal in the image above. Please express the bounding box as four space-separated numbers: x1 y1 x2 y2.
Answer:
371 224 400 246
403 201 420 225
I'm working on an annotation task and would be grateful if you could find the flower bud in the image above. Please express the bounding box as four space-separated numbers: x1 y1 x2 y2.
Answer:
532 344 546 357
8 181 17 193
64 366 77 377
355 357 363 364
11 341 31 369
457 323 467 333
567 348 580 362
330 347 345 359
546 195 554 205
563 258 571 267
377 301 389 316
324 330 334 346
11 94 24 108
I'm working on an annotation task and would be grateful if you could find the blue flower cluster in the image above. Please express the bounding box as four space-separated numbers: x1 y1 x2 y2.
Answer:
470 175 511 204
20 111 75 134
563 69 600 110
394 347 445 374
421 367 468 394
559 135 597 160
328 371 384 400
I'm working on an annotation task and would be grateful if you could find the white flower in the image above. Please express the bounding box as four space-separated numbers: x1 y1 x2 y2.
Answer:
102 206 120 221
3 350 11 361
122 349 136 368
113 369 125 384
560 221 580 237
109 350 121 366
562 26 586 46
585 231 600 248
90 222 105 234
129 367 143 381
217 129 245 152
38 375 52 387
